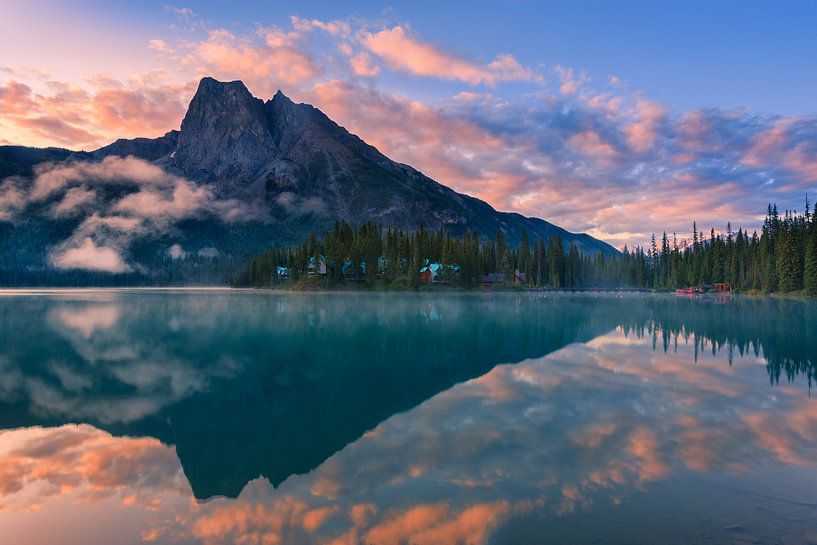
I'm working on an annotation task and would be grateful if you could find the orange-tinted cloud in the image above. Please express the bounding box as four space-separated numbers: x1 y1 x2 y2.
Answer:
364 501 511 545
184 29 322 97
569 130 617 160
0 77 188 149
0 425 185 511
361 26 536 86
349 52 380 77
625 97 666 153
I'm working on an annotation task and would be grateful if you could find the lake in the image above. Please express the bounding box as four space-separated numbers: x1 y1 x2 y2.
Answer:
0 290 815 545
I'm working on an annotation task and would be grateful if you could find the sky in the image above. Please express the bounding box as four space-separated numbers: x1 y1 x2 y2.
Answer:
2 0 817 248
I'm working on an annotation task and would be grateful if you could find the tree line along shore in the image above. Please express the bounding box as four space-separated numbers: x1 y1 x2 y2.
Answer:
234 202 817 296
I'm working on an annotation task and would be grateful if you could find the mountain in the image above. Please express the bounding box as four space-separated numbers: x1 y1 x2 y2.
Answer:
167 78 615 253
0 77 616 282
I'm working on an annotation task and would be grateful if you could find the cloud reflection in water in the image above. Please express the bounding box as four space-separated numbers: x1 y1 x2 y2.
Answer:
1 319 816 544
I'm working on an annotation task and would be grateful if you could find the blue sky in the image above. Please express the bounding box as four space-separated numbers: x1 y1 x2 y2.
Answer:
1 1 816 247
51 0 817 115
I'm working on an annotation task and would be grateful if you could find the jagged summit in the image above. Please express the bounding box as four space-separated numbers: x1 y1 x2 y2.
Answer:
173 78 272 189
272 89 291 101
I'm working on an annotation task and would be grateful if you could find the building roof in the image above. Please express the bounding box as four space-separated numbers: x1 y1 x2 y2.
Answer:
420 263 443 275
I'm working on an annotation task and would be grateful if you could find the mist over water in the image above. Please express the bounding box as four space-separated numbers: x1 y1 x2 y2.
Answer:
0 291 815 544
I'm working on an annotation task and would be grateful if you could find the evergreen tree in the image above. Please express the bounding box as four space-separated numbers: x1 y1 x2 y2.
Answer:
805 228 817 296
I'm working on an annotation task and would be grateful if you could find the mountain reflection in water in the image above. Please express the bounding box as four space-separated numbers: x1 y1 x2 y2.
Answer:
0 291 815 545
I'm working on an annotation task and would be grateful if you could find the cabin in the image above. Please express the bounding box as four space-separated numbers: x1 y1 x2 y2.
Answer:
692 283 732 293
342 258 366 281
481 273 505 286
513 270 528 285
420 262 443 283
446 263 461 282
307 255 327 276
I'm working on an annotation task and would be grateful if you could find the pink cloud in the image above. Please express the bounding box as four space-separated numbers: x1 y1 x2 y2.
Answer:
364 502 511 545
49 237 131 273
290 16 351 37
0 178 28 221
50 186 97 218
782 142 817 182
743 120 817 184
361 26 536 86
569 130 617 159
0 425 186 512
0 81 38 115
186 29 322 96
0 77 188 149
190 496 341 545
349 53 380 77
625 97 666 153
554 65 587 96
584 92 625 115
148 38 172 53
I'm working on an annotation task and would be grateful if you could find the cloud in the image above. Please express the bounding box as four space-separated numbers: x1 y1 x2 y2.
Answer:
0 177 27 221
0 81 38 115
569 130 617 160
112 180 212 221
625 97 666 153
50 237 131 273
148 38 172 53
0 425 187 511
290 16 351 37
167 243 187 259
364 502 511 545
554 65 588 96
54 304 121 338
0 76 189 149
349 53 380 77
342 81 815 246
30 155 184 200
3 156 260 271
361 26 537 86
198 247 219 258
190 496 340 545
49 186 97 218
742 118 817 185
184 29 322 96
274 191 327 216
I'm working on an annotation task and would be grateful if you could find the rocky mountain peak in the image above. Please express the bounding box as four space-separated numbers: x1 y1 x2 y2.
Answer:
172 77 275 189
271 89 292 102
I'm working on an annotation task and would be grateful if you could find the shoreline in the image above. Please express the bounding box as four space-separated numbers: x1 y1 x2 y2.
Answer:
0 285 813 299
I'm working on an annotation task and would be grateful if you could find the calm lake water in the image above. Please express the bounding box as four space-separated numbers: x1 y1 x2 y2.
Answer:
0 290 816 545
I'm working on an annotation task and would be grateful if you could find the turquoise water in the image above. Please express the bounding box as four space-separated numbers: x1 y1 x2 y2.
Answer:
0 290 815 544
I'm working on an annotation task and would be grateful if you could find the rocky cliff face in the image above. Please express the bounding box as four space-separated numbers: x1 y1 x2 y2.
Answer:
173 78 274 192
0 77 618 262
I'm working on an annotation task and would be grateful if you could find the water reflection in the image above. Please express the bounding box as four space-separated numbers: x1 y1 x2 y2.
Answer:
0 292 816 544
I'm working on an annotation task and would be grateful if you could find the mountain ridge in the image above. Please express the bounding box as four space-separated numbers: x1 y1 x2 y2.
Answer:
0 76 617 279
